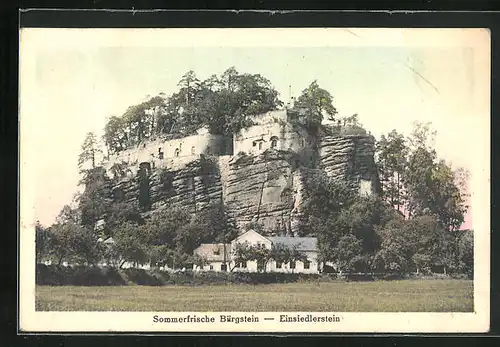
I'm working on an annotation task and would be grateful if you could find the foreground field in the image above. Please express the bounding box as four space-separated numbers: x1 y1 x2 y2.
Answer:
36 279 473 312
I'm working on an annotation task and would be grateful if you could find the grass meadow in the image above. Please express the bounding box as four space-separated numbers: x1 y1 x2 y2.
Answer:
36 279 473 312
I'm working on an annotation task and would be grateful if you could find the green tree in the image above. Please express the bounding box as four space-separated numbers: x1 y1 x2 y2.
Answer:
372 219 412 274
329 234 364 275
142 206 191 246
78 132 103 171
104 201 143 237
103 116 128 155
35 221 51 264
47 222 80 266
295 80 337 132
70 226 105 266
231 242 255 272
407 121 437 152
374 215 454 275
375 130 409 212
77 167 113 230
191 203 236 244
112 222 149 268
55 204 81 225
457 229 473 277
177 70 200 106
404 146 467 232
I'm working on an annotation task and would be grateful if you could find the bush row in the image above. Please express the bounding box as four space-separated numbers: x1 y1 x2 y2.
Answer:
36 264 470 286
36 264 328 286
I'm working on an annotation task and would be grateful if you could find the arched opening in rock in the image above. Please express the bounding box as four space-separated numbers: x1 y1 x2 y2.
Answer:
139 162 151 175
174 148 180 157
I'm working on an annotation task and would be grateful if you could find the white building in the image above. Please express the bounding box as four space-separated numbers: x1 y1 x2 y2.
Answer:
192 243 232 272
193 229 320 274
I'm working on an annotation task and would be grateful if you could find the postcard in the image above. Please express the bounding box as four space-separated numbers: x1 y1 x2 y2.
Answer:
19 26 490 333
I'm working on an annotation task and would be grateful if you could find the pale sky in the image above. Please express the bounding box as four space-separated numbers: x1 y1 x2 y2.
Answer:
19 28 490 228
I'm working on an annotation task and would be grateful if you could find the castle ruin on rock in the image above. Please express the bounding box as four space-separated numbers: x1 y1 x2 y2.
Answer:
101 107 380 236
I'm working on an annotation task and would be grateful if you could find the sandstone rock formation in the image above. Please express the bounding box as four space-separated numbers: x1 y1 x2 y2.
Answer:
100 116 380 236
223 150 307 236
318 135 380 195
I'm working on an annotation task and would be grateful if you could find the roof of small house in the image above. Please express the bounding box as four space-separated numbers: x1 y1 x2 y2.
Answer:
267 236 318 252
194 243 232 262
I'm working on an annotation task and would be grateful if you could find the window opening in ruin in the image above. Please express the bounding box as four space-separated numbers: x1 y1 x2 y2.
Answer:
191 146 195 155
221 264 228 271
252 141 257 147
276 261 282 269
139 162 152 176
290 261 296 269
270 136 278 148
304 260 310 269
210 265 214 270
158 147 164 160
241 261 247 268
174 148 180 157
258 142 263 150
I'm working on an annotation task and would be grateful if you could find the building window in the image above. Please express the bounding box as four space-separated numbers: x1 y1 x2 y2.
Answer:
174 148 180 157
191 146 195 155
235 261 247 268
210 265 213 270
213 249 220 255
270 136 278 148
252 141 257 147
221 264 227 271
158 147 164 160
276 261 282 269
303 260 310 269
290 261 296 269
257 259 266 272
258 142 263 150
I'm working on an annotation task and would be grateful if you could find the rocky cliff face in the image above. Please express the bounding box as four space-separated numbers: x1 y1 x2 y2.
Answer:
223 150 307 236
317 135 380 195
111 156 223 215
103 134 379 235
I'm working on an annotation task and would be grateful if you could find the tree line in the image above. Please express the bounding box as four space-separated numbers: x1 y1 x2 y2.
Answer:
301 121 472 276
102 67 284 155
101 67 345 155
